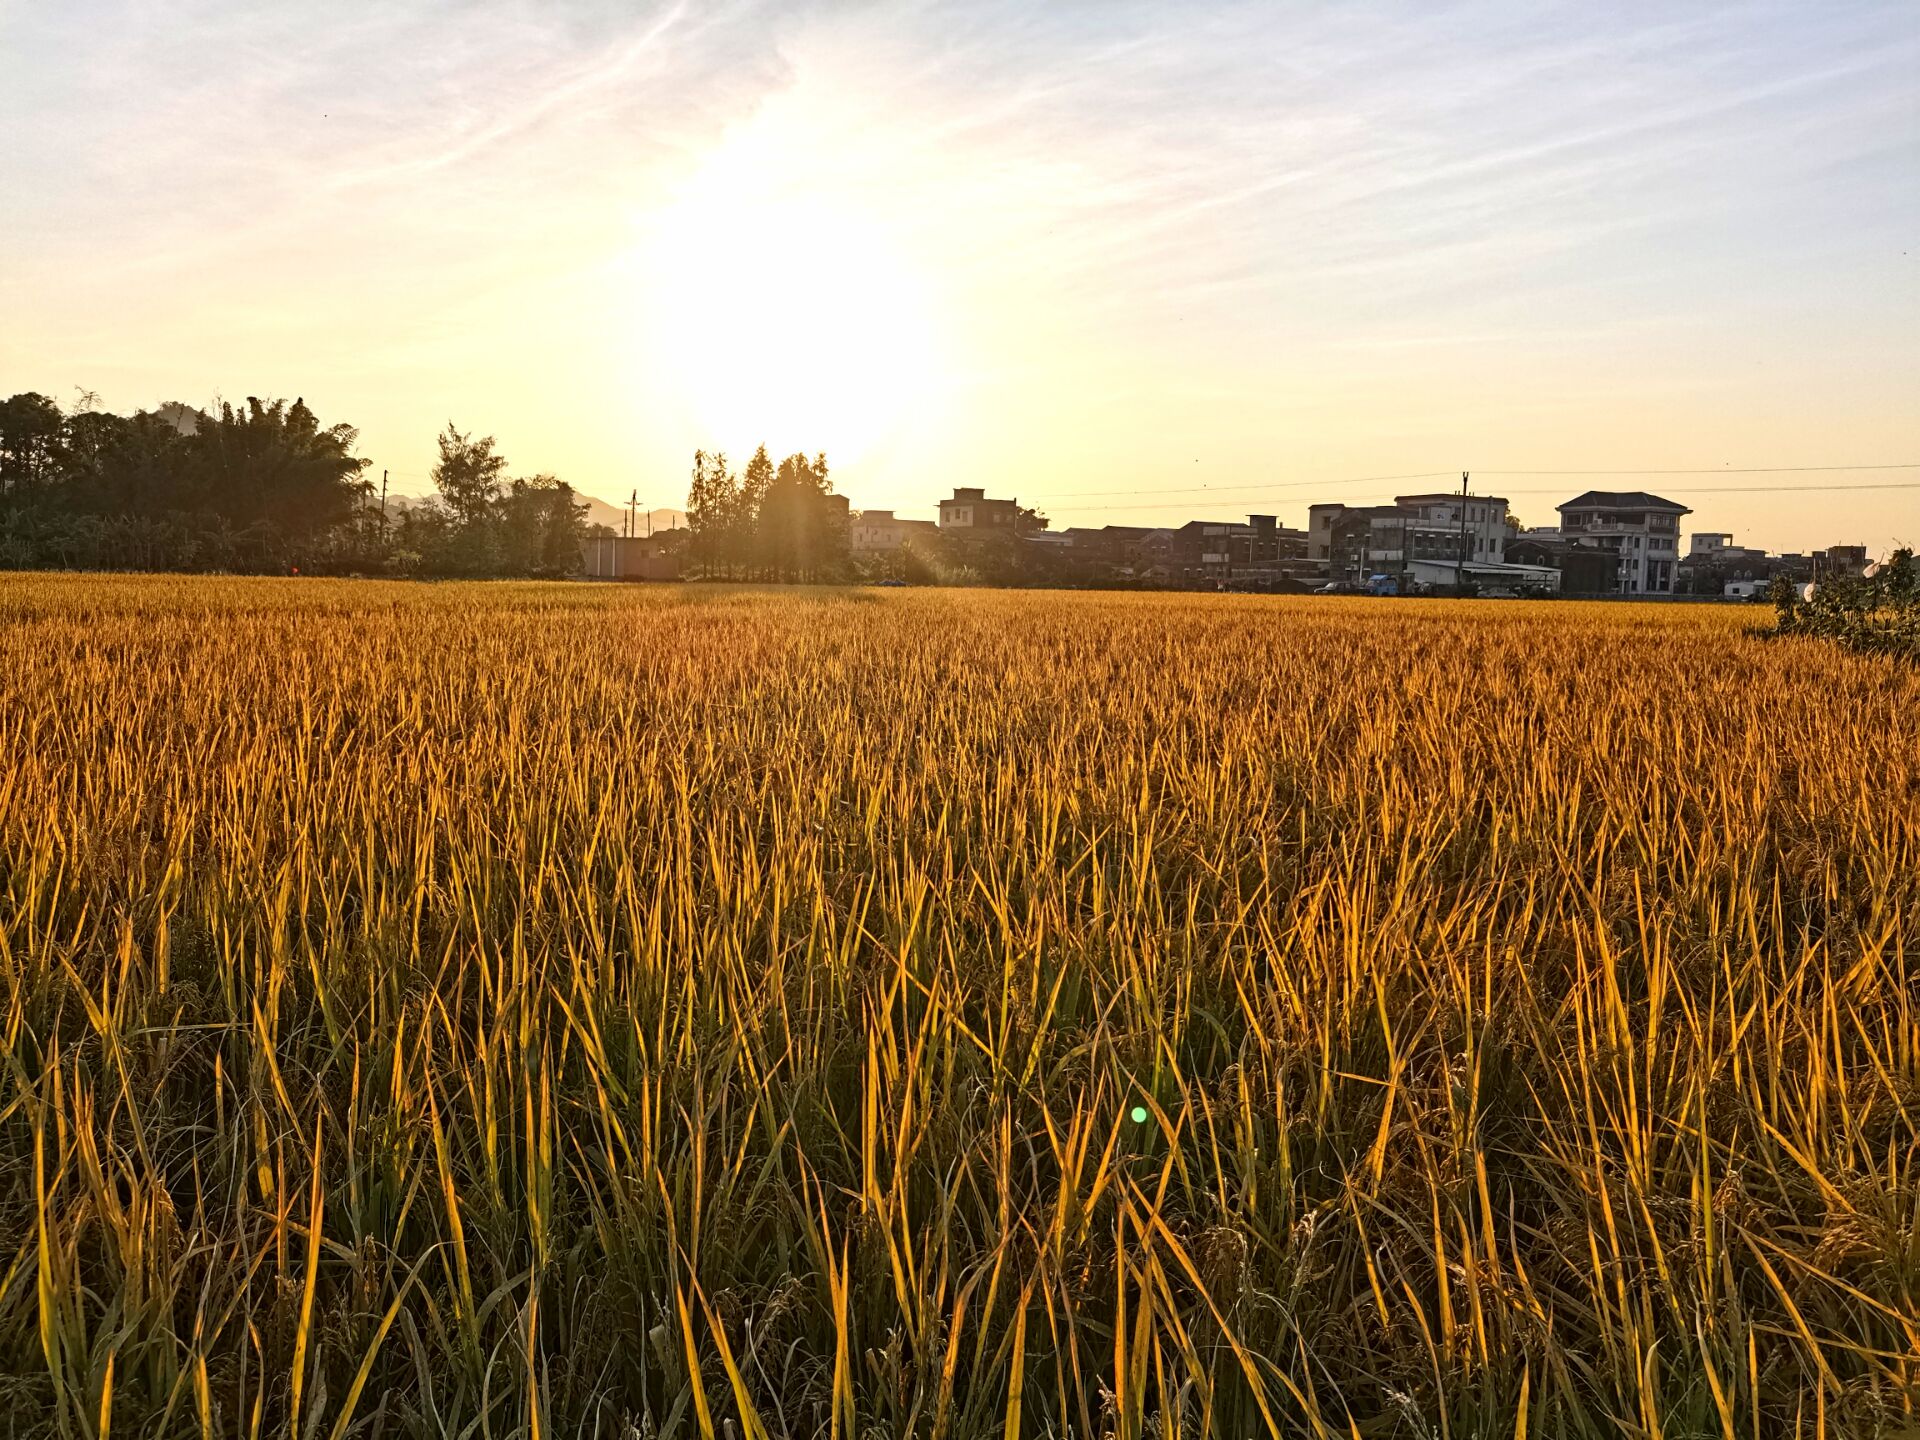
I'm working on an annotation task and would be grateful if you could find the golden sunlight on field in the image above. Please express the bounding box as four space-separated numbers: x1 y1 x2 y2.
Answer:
0 576 1914 1437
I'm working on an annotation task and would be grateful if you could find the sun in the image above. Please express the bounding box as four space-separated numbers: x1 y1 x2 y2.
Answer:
636 126 946 469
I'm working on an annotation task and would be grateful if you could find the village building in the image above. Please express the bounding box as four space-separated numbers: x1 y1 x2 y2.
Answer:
938 487 1024 532
1309 492 1515 585
580 532 681 581
850 509 939 555
1555 491 1689 594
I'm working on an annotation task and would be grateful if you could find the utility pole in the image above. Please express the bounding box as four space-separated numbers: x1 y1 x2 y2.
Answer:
1455 470 1471 595
380 469 388 519
630 489 638 541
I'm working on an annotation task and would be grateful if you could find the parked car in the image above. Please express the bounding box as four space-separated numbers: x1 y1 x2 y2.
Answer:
1479 586 1521 599
1315 580 1364 595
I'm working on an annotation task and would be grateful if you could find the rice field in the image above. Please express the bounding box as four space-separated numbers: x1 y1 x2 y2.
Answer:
0 574 1914 1439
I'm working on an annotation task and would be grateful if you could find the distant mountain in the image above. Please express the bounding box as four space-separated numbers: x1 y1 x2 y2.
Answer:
577 495 687 536
149 402 202 435
381 489 685 535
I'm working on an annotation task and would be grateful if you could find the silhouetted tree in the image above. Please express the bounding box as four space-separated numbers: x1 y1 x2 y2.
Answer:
499 474 587 576
686 450 738 578
1 390 375 570
432 425 507 528
0 389 620 579
186 397 371 537
737 446 775 579
685 445 847 582
762 452 846 581
423 424 511 572
0 393 69 500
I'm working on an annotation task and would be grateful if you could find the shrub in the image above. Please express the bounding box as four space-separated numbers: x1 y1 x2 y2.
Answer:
1770 548 1919 658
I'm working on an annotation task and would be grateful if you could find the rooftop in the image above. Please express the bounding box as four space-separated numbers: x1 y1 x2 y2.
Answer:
1393 492 1510 507
1557 490 1692 514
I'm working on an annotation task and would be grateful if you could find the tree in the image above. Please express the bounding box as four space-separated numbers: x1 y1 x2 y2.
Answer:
427 424 511 573
737 446 775 578
432 425 508 529
498 474 587 575
185 397 371 538
3 391 371 567
761 452 846 581
0 385 614 579
686 444 844 581
0 393 68 501
685 450 738 578
539 481 587 574
62 390 115 478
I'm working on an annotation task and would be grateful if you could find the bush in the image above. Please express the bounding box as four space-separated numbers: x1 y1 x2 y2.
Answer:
1769 549 1919 658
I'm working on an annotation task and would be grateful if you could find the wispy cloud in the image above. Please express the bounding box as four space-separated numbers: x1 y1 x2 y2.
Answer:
2 0 1915 550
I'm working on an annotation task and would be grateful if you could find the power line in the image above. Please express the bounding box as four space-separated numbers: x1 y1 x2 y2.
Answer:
1046 496 1435 514
1046 499 1314 515
1477 463 1919 476
1501 480 1920 496
1031 461 1920 511
1043 479 1920 515
1037 470 1454 503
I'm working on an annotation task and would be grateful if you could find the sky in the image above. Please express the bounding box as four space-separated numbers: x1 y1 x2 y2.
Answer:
2 0 1916 552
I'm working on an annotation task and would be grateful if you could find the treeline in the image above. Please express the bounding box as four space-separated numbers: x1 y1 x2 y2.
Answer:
685 446 849 581
0 390 594 576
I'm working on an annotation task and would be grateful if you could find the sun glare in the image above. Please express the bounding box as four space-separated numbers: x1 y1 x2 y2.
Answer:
638 125 946 468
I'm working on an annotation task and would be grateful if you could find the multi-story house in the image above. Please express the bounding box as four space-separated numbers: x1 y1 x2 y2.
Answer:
1052 526 1156 580
1166 514 1308 587
1556 491 1690 594
1389 492 1514 566
938 487 1025 533
1307 503 1396 581
1309 493 1513 583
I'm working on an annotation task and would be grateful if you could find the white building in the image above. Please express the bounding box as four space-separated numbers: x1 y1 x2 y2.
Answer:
1308 492 1514 581
1555 491 1690 594
850 509 938 555
1688 531 1768 562
1394 492 1514 564
1409 558 1562 594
